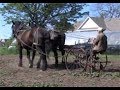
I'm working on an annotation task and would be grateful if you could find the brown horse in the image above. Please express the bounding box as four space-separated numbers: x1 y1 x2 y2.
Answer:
12 21 48 71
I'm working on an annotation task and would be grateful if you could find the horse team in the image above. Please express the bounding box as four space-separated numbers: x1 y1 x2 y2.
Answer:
12 21 66 71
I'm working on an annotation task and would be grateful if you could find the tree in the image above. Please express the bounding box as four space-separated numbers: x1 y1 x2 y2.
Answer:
92 3 120 19
0 3 89 32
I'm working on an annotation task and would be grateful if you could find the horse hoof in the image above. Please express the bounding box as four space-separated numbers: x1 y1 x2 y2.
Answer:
62 61 65 64
41 67 47 71
36 66 46 71
40 65 47 71
29 65 33 68
55 64 58 68
36 65 40 69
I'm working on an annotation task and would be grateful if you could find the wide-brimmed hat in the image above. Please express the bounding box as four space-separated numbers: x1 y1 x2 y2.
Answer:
97 27 105 31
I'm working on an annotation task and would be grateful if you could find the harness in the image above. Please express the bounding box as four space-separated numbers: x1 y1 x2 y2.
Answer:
33 27 40 46
13 25 65 58
13 26 49 56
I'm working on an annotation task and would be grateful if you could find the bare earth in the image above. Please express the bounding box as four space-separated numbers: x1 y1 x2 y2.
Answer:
0 55 120 87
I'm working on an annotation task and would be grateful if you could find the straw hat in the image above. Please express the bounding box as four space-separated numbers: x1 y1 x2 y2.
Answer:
98 27 106 32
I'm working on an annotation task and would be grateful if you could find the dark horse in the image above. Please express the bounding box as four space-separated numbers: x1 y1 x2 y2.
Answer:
12 21 48 71
46 30 66 67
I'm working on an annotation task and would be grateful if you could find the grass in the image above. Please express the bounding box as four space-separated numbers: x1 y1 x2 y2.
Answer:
11 82 63 87
0 69 10 77
0 80 6 87
0 47 18 55
0 46 29 55
12 81 25 87
106 55 120 61
31 82 63 87
0 46 119 59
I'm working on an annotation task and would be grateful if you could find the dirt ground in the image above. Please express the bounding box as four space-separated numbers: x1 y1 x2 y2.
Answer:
0 55 120 87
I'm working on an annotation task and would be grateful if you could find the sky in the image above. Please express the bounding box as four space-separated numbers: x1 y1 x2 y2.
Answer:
0 3 12 39
0 3 99 39
0 14 12 39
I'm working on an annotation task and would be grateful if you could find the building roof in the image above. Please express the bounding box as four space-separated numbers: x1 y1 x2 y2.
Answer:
91 17 106 30
105 18 120 31
73 21 83 31
73 16 120 31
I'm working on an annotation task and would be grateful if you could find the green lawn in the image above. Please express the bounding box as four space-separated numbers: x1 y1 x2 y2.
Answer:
0 47 18 55
0 46 120 61
106 55 120 61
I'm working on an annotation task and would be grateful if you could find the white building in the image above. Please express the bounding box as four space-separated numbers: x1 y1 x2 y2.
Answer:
65 16 108 45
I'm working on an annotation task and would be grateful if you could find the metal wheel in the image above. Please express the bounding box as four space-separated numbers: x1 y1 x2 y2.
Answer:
85 54 94 74
96 53 108 71
86 53 108 73
65 47 87 74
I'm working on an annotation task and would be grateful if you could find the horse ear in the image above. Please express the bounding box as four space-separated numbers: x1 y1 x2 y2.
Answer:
12 20 15 25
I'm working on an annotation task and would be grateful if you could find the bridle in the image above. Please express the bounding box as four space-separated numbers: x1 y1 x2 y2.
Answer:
12 22 25 38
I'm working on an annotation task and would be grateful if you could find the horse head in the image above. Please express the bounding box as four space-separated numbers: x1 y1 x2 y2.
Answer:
11 20 25 38
49 30 60 40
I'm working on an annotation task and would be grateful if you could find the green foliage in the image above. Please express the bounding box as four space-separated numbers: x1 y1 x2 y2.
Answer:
0 3 89 32
4 37 14 47
0 37 18 55
0 46 18 55
106 55 120 61
54 17 74 32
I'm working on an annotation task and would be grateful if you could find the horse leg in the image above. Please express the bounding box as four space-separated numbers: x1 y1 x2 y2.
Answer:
29 46 36 68
31 50 36 68
27 49 31 68
59 45 65 64
53 49 58 68
18 45 23 67
45 42 51 61
37 54 47 71
37 55 41 69
36 46 47 71
61 49 65 63
40 54 47 71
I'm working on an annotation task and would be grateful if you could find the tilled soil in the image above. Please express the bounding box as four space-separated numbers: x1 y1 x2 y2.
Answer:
0 55 120 87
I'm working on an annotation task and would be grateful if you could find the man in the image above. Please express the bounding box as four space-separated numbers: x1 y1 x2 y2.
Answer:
92 27 107 58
